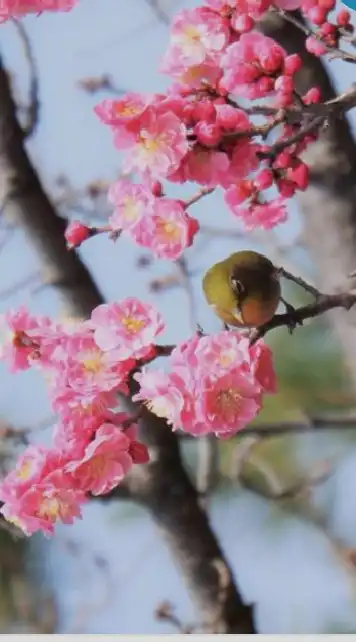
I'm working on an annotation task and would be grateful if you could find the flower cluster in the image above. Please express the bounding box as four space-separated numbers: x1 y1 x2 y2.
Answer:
0 303 277 535
0 0 78 21
134 330 276 438
0 299 164 535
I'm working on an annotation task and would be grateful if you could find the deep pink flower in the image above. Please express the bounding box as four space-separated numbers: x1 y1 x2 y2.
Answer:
65 422 147 495
221 32 287 99
65 221 90 249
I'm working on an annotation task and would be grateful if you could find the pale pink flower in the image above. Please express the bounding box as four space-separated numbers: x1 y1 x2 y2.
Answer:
163 7 230 68
161 58 222 91
228 198 288 231
90 298 165 360
65 422 148 495
123 110 188 179
0 0 78 21
221 32 286 98
194 331 251 375
1 471 86 537
134 369 187 426
61 339 135 400
134 198 199 260
108 178 154 232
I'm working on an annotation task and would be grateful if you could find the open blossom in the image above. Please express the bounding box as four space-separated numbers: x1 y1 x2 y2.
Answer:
0 308 51 372
94 93 150 129
161 59 222 91
220 32 287 99
1 471 86 537
226 197 288 231
133 198 199 260
134 330 275 437
55 338 136 400
0 0 78 21
108 178 155 232
123 110 188 179
162 7 230 68
65 422 149 495
90 298 165 360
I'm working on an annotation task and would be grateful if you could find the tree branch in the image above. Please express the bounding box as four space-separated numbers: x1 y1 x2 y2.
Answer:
0 56 255 633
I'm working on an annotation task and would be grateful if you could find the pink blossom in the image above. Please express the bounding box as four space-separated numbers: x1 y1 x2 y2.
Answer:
108 178 155 232
135 330 275 437
0 308 50 372
94 93 150 129
0 471 86 537
161 59 222 91
249 341 277 394
197 371 261 435
0 0 78 21
58 338 135 400
221 32 287 98
65 422 148 495
123 110 188 179
134 369 188 426
134 198 199 259
183 147 230 187
226 196 288 230
163 7 230 68
274 0 302 8
0 445 56 503
90 298 165 359
220 141 259 188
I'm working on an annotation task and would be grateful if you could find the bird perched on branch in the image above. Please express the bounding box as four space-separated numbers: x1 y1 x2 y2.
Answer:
202 250 282 329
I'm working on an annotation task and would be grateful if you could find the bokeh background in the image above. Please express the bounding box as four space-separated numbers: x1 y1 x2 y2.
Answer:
1 0 356 633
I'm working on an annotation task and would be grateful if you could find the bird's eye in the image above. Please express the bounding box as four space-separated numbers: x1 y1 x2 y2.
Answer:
231 278 245 295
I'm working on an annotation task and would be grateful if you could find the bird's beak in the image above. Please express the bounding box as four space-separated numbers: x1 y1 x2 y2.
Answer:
232 307 244 324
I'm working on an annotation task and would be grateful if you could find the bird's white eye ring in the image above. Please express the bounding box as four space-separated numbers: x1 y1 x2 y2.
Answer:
231 278 245 295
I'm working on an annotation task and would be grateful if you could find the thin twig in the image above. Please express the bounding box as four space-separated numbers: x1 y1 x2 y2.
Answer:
184 187 215 208
276 7 356 64
277 266 320 299
11 20 39 137
250 289 356 343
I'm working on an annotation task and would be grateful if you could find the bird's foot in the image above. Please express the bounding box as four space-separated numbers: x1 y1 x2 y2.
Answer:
223 322 230 331
196 323 205 337
281 298 303 335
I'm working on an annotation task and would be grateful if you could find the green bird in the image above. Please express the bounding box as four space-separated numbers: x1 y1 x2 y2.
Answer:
202 250 281 328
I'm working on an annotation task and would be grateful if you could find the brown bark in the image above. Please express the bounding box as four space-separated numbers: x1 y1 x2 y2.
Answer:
0 59 255 633
260 13 356 390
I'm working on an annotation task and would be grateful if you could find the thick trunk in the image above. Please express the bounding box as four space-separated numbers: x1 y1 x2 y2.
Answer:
261 13 356 390
0 59 255 633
